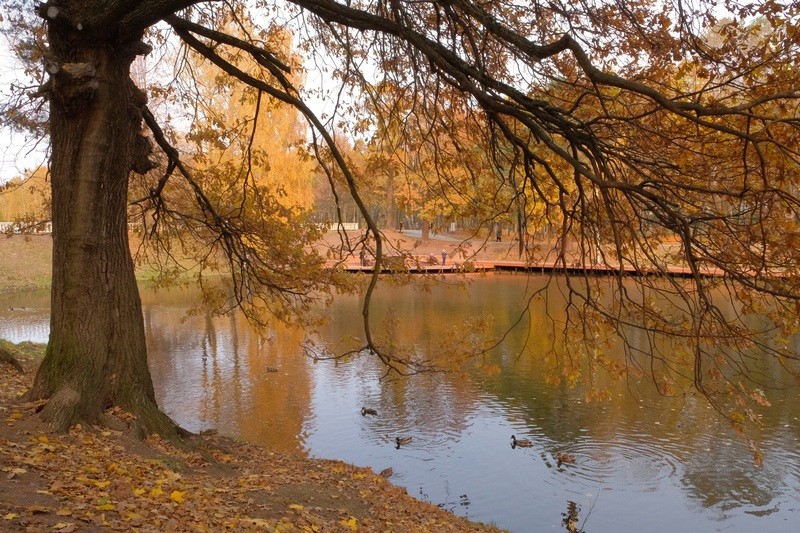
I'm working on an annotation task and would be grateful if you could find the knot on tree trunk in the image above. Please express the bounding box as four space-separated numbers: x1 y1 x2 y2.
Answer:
132 134 157 174
36 2 85 32
51 62 100 113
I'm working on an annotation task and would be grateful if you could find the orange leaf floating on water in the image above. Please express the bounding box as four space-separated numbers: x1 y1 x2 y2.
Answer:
482 364 501 376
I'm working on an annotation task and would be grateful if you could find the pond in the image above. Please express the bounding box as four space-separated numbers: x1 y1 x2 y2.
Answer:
1 274 799 532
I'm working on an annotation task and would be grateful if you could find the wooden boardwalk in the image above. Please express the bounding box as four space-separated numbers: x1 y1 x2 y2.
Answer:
339 260 719 278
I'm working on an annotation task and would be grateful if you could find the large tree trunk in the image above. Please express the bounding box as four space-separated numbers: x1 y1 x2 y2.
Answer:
27 25 177 438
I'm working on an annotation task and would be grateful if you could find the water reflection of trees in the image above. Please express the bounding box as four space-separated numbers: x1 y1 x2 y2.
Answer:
137 277 800 517
317 275 800 515
142 289 311 453
442 277 800 515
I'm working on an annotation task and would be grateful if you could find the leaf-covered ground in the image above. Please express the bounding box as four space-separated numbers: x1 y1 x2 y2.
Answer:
0 344 503 532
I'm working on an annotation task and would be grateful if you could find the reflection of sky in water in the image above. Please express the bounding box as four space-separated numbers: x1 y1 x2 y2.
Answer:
0 290 50 343
2 279 799 533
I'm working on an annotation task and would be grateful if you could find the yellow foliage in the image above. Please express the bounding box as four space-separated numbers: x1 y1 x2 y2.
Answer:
170 490 185 503
340 516 358 531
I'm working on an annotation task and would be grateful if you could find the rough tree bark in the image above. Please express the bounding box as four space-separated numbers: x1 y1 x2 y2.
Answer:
26 8 178 437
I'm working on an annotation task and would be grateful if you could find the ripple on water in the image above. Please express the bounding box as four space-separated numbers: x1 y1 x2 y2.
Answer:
540 435 687 492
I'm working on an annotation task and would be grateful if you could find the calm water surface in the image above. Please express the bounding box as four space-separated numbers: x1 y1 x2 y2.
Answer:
1 274 799 532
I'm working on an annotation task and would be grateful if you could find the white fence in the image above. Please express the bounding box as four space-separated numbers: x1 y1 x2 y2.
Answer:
2 220 363 234
0 221 52 234
327 222 360 231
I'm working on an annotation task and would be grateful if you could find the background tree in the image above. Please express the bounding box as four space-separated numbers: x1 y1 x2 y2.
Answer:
0 167 50 231
2 0 799 440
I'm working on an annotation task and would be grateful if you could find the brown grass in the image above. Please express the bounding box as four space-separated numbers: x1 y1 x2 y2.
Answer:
0 235 52 294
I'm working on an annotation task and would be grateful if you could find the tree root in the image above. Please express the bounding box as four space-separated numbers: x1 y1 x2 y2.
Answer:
0 345 24 374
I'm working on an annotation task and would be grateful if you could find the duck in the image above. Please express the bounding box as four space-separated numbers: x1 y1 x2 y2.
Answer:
511 435 533 448
361 406 378 416
556 452 576 466
378 467 393 478
395 436 413 448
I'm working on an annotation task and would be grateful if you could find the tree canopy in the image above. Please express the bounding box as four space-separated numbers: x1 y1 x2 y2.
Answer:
1 0 799 442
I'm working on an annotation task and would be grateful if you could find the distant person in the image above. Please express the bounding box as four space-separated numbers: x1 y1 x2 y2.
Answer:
441 249 447 265
496 226 502 242
399 222 403 233
359 248 367 266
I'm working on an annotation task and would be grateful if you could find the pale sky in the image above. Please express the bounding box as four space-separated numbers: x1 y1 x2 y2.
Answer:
0 23 47 184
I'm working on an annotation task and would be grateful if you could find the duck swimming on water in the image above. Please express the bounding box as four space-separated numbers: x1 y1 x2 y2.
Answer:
361 407 378 416
395 436 412 448
556 452 576 466
511 435 533 448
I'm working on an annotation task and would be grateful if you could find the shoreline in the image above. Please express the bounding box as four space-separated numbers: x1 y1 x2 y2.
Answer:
0 234 507 531
0 230 692 295
0 343 503 533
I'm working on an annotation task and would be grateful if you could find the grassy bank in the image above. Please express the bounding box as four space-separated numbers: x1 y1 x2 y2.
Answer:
0 234 205 293
0 235 52 294
0 230 525 294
